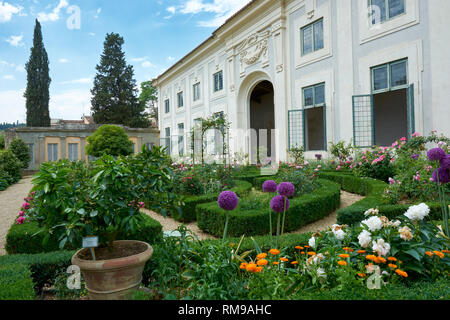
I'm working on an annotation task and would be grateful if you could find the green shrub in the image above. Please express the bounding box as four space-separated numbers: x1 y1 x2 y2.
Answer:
0 149 22 185
197 179 340 237
86 124 134 157
0 264 35 300
9 138 31 169
6 213 163 254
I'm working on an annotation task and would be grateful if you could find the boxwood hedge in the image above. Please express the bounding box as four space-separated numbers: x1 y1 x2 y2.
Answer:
170 180 253 223
0 263 35 300
196 179 340 237
6 213 163 254
318 172 443 225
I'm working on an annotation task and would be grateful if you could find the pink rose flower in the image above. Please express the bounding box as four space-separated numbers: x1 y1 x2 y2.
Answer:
18 211 25 217
16 217 25 225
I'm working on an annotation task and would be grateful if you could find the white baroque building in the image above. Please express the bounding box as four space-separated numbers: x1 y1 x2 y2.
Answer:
154 0 450 163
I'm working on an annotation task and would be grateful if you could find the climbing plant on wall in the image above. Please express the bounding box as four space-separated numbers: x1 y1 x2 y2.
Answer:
189 113 231 165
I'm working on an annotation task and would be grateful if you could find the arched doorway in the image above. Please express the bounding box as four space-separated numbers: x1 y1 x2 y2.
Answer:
249 80 275 164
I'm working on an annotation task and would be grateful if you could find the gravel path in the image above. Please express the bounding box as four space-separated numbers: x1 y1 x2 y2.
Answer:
142 190 364 240
0 176 34 256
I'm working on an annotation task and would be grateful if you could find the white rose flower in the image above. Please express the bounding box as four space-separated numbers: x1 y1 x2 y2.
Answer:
317 267 327 280
308 236 316 249
404 203 430 222
358 230 372 248
334 229 346 240
390 220 401 227
361 216 383 232
372 238 390 256
364 208 379 216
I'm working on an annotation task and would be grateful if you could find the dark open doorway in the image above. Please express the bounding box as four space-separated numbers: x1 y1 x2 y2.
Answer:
373 89 408 146
250 80 275 164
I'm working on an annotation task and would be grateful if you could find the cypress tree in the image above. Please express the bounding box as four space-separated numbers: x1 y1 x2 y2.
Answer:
91 33 149 128
24 19 51 127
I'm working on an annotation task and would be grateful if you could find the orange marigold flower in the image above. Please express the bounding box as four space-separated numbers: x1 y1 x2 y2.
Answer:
339 254 350 259
442 249 450 254
338 260 347 266
304 245 310 248
291 261 299 265
343 247 354 252
377 257 387 264
257 259 268 266
357 250 366 254
273 261 280 265
256 253 267 260
388 264 398 269
255 266 264 273
387 257 397 261
395 269 408 277
280 257 289 262
269 249 280 255
366 255 376 261
300 251 305 255
357 273 366 278
425 251 434 257
307 252 316 256
433 251 444 259
246 263 257 272
239 262 248 270
295 246 304 250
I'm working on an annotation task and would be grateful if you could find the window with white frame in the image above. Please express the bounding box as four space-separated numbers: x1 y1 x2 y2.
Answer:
178 123 185 156
177 91 184 108
47 143 58 162
193 83 201 101
213 71 223 92
302 83 326 151
164 99 170 113
301 18 324 56
371 59 408 93
68 143 79 161
369 0 405 25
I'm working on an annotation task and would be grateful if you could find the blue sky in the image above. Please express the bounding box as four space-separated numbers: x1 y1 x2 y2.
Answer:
0 0 251 123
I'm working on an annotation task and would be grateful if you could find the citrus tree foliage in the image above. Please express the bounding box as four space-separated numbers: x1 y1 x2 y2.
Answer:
24 19 51 127
9 138 31 169
86 125 134 157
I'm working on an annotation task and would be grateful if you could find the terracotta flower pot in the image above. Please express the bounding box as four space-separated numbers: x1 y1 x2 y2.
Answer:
72 240 153 300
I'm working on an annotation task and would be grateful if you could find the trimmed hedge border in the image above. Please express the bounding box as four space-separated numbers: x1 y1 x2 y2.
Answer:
6 213 163 254
0 250 75 299
318 172 443 225
196 179 340 237
170 180 253 223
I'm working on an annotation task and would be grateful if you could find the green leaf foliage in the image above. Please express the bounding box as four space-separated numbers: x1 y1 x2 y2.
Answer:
86 124 134 157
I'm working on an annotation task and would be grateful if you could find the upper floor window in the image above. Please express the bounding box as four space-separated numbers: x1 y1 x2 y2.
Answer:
164 99 170 113
193 83 201 101
301 18 324 56
177 92 184 108
303 83 325 108
213 71 223 92
371 59 408 93
370 0 405 25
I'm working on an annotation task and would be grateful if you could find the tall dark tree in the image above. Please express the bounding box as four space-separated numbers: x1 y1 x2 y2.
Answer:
139 80 158 123
24 19 51 127
91 33 150 128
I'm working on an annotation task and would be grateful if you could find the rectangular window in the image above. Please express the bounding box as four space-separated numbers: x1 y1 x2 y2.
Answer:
193 118 202 154
68 143 79 161
178 123 184 156
164 127 171 155
302 83 326 151
165 99 170 113
303 83 325 107
177 92 184 108
301 19 323 56
370 0 405 25
47 143 58 162
371 59 408 93
193 83 200 101
213 71 223 92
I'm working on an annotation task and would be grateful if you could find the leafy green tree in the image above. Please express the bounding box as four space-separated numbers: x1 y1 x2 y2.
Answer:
24 19 51 127
0 132 4 150
86 125 134 157
9 138 31 169
0 150 22 184
91 33 150 128
139 80 158 123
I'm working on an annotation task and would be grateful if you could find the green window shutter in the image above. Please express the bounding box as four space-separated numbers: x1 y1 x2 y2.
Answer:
288 109 305 151
407 83 415 138
352 95 374 147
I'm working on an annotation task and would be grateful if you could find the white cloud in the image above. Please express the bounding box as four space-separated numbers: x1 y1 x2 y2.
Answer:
49 89 92 119
164 6 175 18
89 32 95 36
37 0 69 22
0 89 26 123
15 64 24 72
61 77 92 85
167 56 175 63
94 7 101 18
0 2 23 23
179 0 252 27
141 61 155 68
131 57 156 68
58 58 69 63
5 34 24 47
130 57 148 62
2 74 14 80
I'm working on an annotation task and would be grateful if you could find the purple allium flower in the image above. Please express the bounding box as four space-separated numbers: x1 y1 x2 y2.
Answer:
432 168 450 184
427 148 446 162
440 155 450 170
315 154 322 161
410 154 420 160
277 182 295 197
262 180 278 193
270 195 290 213
217 191 239 211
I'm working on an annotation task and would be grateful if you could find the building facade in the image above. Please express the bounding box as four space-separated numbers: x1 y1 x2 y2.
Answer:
5 124 159 170
154 0 450 163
